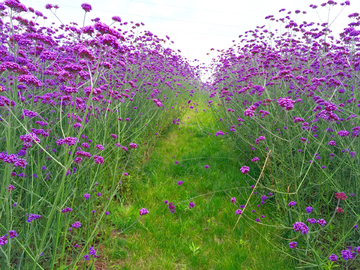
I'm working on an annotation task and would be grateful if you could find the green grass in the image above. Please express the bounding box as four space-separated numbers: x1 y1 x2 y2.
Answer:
100 101 295 269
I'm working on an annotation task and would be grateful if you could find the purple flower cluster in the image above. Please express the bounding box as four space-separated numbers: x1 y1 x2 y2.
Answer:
26 214 41 223
293 222 309 234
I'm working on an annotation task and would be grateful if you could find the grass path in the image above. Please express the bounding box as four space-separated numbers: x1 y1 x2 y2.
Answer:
102 102 293 269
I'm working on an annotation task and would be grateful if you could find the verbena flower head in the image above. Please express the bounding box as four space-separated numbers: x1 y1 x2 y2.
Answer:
81 3 92 12
293 222 309 234
8 230 17 238
189 202 195 209
112 16 121 22
306 206 313 213
84 193 90 200
89 246 97 256
335 192 347 200
139 208 149 216
336 207 344 213
288 201 296 206
328 254 338 261
289 241 297 249
230 197 236 203
129 143 138 149
94 155 104 164
95 144 104 151
317 219 326 227
235 209 243 215
61 206 73 213
240 166 250 174
26 214 41 223
71 221 81 228
341 249 354 260
57 137 77 146
168 202 175 213
0 235 7 245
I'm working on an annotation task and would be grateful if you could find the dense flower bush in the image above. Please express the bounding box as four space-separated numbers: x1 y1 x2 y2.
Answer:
208 0 360 267
0 1 200 268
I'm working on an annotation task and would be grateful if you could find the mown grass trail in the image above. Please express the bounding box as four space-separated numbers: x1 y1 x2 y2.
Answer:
101 101 294 269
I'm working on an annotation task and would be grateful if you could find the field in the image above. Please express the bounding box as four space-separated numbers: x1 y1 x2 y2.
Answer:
0 0 359 269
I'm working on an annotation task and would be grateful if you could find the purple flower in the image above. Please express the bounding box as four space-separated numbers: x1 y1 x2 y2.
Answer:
278 97 295 110
61 207 73 213
139 208 149 216
81 3 92 12
84 193 90 200
288 201 296 206
0 235 7 245
112 16 121 22
341 249 354 260
105 211 109 215
95 144 104 151
189 202 195 209
8 230 17 238
89 246 97 256
74 157 83 164
240 166 250 174
94 156 104 164
317 219 326 227
289 241 297 249
235 209 243 215
204 165 209 169
110 134 117 139
306 206 313 214
230 197 236 203
177 180 183 185
71 221 81 228
8 184 15 191
26 214 41 223
337 130 349 137
168 202 175 213
83 254 90 260
18 74 43 87
293 222 309 234
328 254 338 261
129 143 138 149
307 218 317 224
164 200 168 204
57 137 77 146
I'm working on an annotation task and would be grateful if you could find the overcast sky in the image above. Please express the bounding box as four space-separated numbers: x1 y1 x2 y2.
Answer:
21 0 360 65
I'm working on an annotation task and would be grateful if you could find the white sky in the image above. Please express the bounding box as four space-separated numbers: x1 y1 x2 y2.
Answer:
21 0 360 66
